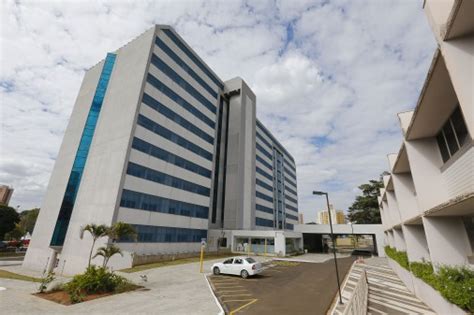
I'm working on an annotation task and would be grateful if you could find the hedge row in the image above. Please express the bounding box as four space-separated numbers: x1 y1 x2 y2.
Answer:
385 246 474 312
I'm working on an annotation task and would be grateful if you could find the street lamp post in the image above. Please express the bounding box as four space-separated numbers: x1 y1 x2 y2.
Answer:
313 190 343 305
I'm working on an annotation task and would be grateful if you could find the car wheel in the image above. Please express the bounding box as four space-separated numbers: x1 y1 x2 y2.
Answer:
241 270 249 279
213 267 220 275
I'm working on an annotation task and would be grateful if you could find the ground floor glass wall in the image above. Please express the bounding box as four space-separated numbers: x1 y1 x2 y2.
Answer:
234 237 275 255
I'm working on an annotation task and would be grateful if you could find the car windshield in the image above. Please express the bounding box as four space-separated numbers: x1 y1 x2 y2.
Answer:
245 258 256 263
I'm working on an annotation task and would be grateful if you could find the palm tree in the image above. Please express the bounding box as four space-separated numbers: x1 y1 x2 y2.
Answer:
108 222 137 243
93 245 123 267
80 224 109 267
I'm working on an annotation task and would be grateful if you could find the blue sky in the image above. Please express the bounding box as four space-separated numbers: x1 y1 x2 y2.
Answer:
0 0 436 221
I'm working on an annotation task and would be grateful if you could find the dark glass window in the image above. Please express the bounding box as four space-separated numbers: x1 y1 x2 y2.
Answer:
256 155 273 170
256 179 273 192
256 143 273 160
436 133 450 163
120 189 208 218
162 29 224 90
50 53 116 247
285 176 297 188
436 106 470 163
285 186 297 196
131 137 211 178
256 120 295 164
118 223 207 243
150 54 216 114
255 217 274 227
256 132 272 149
284 167 297 180
451 107 468 147
285 194 298 205
155 37 218 99
256 191 273 203
256 167 273 181
146 73 215 128
137 114 213 161
142 93 214 144
126 162 210 196
256 204 273 214
443 122 458 155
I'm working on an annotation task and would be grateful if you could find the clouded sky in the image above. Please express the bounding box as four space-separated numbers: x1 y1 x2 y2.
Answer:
1 0 436 221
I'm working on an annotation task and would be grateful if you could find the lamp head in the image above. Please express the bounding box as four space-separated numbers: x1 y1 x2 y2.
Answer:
313 191 327 196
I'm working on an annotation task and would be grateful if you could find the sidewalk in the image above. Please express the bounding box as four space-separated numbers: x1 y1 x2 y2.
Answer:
365 258 434 314
333 257 434 315
0 258 226 314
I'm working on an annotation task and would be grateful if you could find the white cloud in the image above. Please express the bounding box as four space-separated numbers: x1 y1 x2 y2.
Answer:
0 0 436 222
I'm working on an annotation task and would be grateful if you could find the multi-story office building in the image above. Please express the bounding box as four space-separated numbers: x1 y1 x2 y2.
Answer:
0 185 14 206
23 25 299 274
379 0 473 271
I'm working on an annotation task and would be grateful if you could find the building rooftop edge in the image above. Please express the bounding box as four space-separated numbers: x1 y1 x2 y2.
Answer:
404 48 441 140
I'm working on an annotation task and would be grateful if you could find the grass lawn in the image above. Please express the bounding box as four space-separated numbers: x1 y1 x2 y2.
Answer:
0 269 42 282
0 252 25 258
120 253 233 273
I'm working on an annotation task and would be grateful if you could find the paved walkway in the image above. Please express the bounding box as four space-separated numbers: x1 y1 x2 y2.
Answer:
0 258 225 314
333 257 434 315
273 253 351 264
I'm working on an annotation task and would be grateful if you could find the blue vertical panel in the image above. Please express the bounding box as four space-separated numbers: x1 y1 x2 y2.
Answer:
50 53 117 246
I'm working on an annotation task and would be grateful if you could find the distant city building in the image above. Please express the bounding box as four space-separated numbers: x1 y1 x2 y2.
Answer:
299 213 304 224
0 185 14 206
316 205 346 224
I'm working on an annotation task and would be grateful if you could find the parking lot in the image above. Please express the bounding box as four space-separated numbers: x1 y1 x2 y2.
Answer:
208 256 356 314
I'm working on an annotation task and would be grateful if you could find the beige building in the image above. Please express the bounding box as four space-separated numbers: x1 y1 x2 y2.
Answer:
379 1 473 314
316 205 346 224
298 213 304 224
0 185 14 206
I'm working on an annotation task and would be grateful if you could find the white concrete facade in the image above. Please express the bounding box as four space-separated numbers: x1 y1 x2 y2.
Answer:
23 25 299 275
379 0 473 270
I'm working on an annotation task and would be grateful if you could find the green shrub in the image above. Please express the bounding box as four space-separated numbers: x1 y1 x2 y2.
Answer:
407 260 474 312
436 265 474 312
37 271 55 293
409 261 438 288
384 246 409 269
64 266 134 303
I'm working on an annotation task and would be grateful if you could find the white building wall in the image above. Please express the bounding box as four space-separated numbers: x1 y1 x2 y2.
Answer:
23 58 105 272
392 173 420 222
404 138 449 211
423 216 472 267
402 225 430 262
442 146 474 198
58 27 156 275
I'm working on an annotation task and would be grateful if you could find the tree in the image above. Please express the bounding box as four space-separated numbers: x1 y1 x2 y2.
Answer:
4 223 26 241
80 222 136 267
0 205 20 240
18 208 40 234
348 173 388 224
93 245 123 267
108 221 137 242
80 224 109 267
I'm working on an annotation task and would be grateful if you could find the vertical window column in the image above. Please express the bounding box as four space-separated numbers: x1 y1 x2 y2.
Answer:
50 53 116 247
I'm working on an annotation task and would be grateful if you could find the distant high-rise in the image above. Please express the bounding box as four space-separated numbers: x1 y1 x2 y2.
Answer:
0 185 14 206
299 213 304 224
316 205 345 224
24 25 299 274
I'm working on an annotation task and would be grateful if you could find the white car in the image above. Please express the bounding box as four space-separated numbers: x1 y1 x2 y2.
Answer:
211 257 263 279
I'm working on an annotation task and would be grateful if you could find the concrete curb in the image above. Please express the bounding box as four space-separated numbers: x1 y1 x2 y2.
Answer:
204 274 225 315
